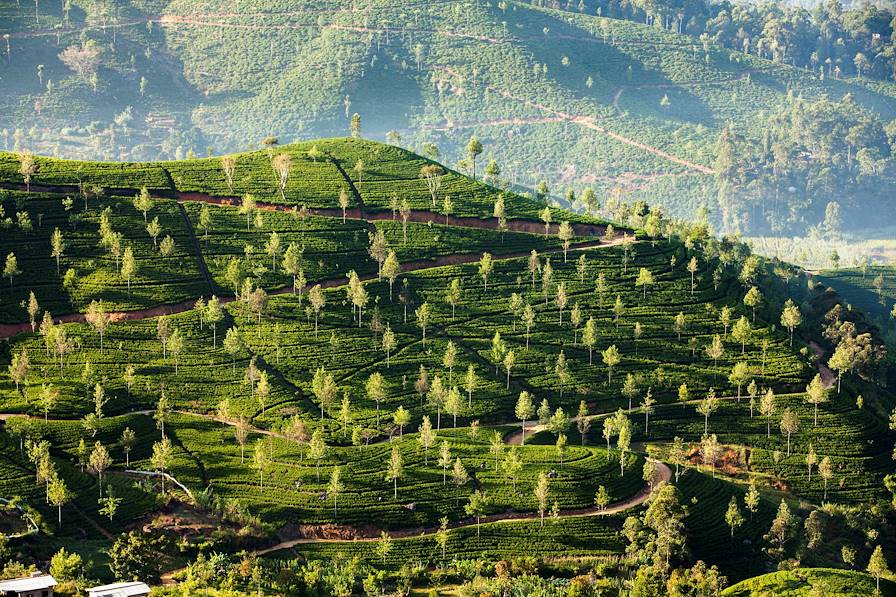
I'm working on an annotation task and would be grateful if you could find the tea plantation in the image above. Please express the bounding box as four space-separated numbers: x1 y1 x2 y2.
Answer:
0 139 892 594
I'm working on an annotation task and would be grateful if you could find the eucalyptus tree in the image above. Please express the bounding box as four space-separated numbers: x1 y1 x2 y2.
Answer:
515 391 535 444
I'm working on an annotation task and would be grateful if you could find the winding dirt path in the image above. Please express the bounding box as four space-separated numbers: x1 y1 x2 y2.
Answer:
0 235 622 339
439 67 714 175
256 459 671 552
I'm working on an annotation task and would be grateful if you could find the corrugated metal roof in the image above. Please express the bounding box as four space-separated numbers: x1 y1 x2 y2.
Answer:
0 574 57 591
87 581 151 597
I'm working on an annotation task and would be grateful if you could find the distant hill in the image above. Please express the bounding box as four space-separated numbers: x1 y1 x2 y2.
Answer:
0 0 894 234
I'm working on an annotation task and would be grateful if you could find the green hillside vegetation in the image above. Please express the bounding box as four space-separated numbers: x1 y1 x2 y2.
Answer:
723 568 896 597
1 1 894 236
0 139 892 594
815 266 896 343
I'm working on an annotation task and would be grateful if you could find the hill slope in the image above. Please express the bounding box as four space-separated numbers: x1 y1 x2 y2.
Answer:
1 1 894 235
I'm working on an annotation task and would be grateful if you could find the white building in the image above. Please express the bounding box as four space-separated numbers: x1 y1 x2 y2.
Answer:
0 573 56 597
86 582 151 597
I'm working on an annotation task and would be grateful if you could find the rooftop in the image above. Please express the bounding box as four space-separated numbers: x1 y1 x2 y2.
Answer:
0 574 57 592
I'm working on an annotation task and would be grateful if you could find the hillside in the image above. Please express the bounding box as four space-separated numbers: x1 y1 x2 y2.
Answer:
0 139 893 593
1 0 895 237
723 568 896 596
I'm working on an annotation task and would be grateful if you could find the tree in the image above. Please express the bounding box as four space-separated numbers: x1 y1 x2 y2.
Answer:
386 445 403 500
697 388 719 435
327 466 344 519
311 367 338 420
478 252 493 290
503 349 515 389
780 300 802 347
18 151 37 191
534 472 549 527
635 268 654 300
729 361 751 401
528 250 540 289
687 257 699 295
435 516 449 561
577 400 591 445
780 408 799 456
4 252 21 286
705 334 724 368
167 328 184 373
307 428 327 482
438 441 452 486
700 433 720 477
723 496 745 542
146 217 162 248
239 193 256 231
48 476 71 526
38 384 58 422
7 348 30 394
616 412 632 475
99 489 122 523
466 136 483 179
382 250 400 301
464 365 478 408
515 391 535 444
350 113 362 137
594 485 611 511
393 405 410 438
380 324 397 368
732 316 751 354
613 295 625 328
674 312 687 341
309 284 325 335
271 153 291 201
868 545 890 594
85 300 111 352
446 386 463 428
602 345 621 385
418 416 435 465
760 388 776 437
641 389 655 436
641 482 687 573
556 282 568 324
541 207 552 236
555 351 570 399
523 303 536 349
805 374 828 426
740 483 760 524
765 499 795 556
150 437 173 493
50 227 65 274
465 490 488 537
120 427 136 468
420 164 443 208
570 302 582 344
133 187 153 223
558 221 573 262
828 340 853 394
806 444 818 483
744 287 763 322
451 458 470 499
416 302 432 347
88 441 111 498
582 317 597 364
220 155 237 192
